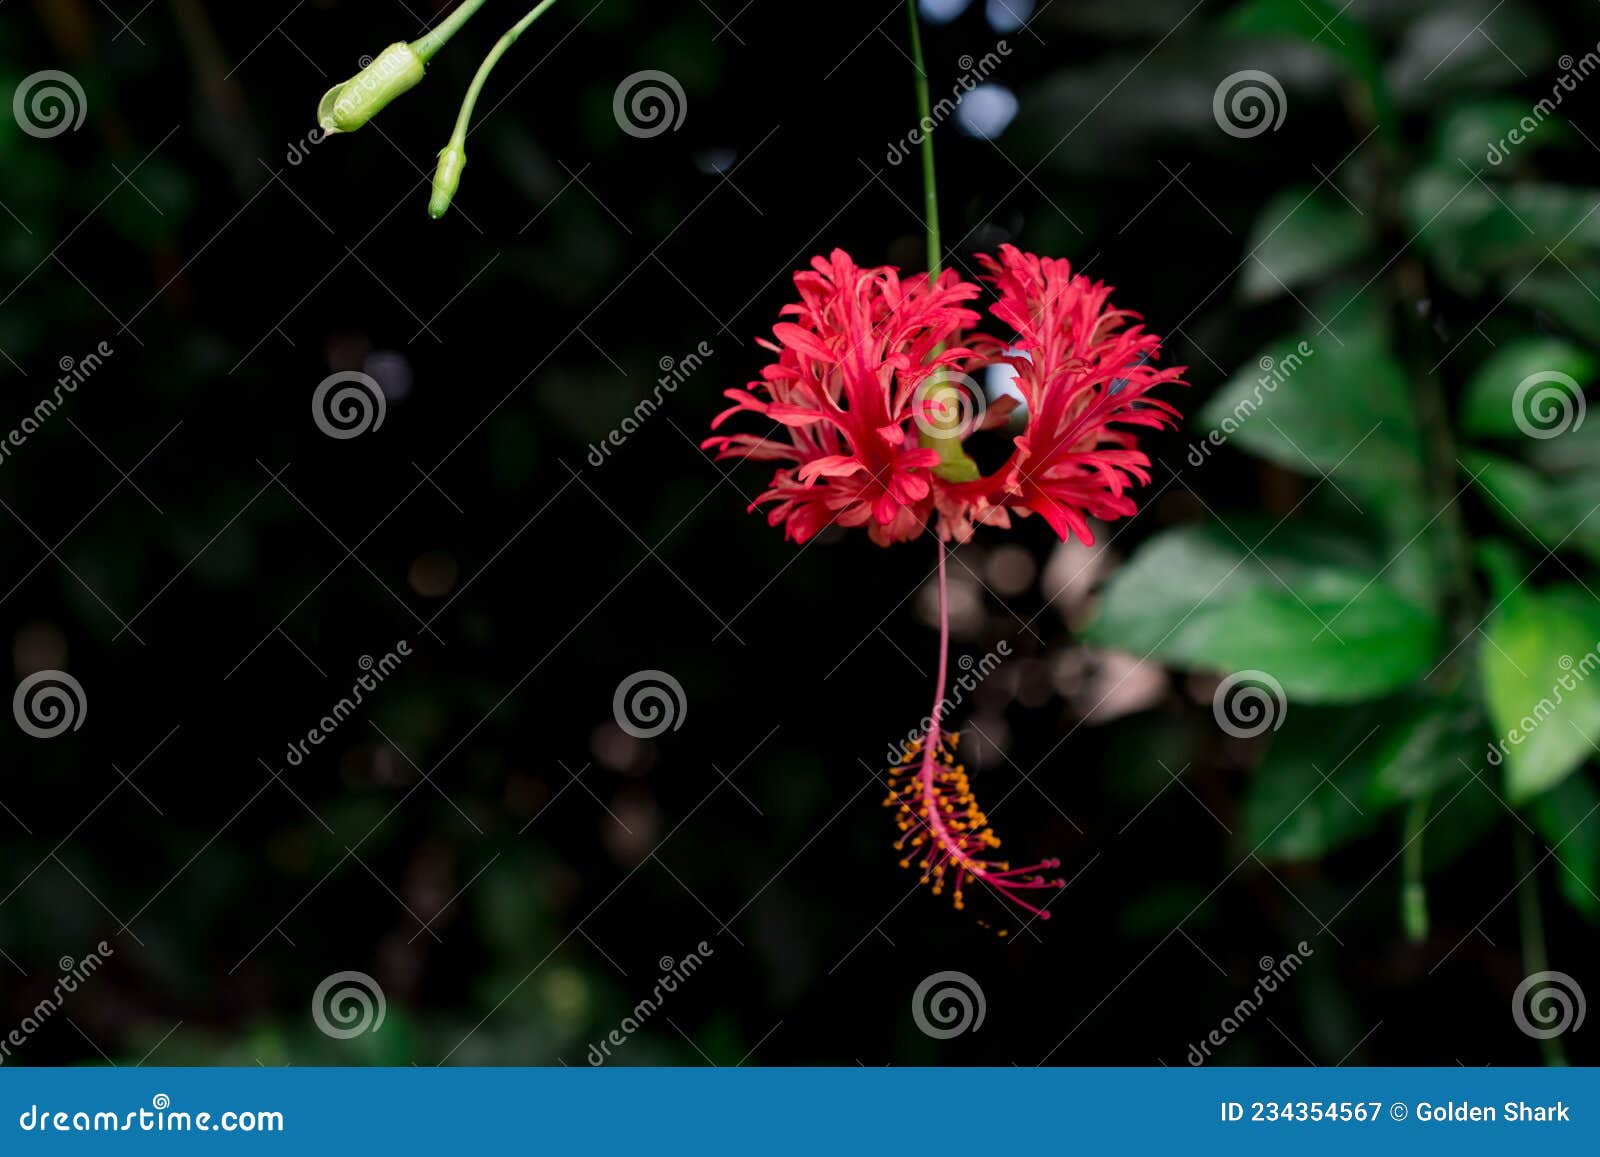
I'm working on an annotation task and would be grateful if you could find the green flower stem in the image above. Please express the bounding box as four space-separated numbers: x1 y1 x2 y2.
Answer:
904 0 979 482
410 0 494 63
905 0 941 281
430 0 562 218
1514 826 1567 1067
1401 798 1429 942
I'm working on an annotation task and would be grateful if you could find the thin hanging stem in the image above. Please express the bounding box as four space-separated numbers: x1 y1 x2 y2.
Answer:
915 546 961 870
448 0 560 145
905 0 941 280
1513 826 1567 1066
430 0 562 217
411 0 494 63
1401 798 1429 941
924 546 951 752
904 0 977 480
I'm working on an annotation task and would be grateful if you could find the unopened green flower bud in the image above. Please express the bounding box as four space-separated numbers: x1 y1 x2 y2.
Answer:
429 139 467 219
318 42 426 134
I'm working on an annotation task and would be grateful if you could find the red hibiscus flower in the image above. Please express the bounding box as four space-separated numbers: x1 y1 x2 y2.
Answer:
705 244 1185 927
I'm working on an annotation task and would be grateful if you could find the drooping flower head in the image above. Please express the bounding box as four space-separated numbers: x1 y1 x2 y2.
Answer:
705 245 1185 926
704 243 1184 549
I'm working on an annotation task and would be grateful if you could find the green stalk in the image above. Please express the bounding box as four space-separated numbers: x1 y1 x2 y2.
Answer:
904 0 978 482
1513 826 1567 1066
905 0 941 281
430 0 562 218
1401 798 1429 941
411 0 495 63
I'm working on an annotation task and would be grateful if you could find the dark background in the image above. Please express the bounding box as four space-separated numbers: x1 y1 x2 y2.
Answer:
0 0 1596 1066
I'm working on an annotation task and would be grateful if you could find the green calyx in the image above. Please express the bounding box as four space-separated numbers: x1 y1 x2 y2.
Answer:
926 436 982 483
318 42 426 134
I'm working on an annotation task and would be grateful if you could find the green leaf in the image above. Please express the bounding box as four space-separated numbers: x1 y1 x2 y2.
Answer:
1243 704 1387 861
1465 453 1600 568
1526 421 1600 476
1530 772 1600 919
1511 265 1600 347
1388 4 1555 110
1366 692 1489 807
1430 98 1576 169
1084 523 1440 702
1198 335 1425 499
1406 167 1600 294
1239 186 1373 303
1224 0 1385 112
1460 337 1597 438
1479 583 1600 803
